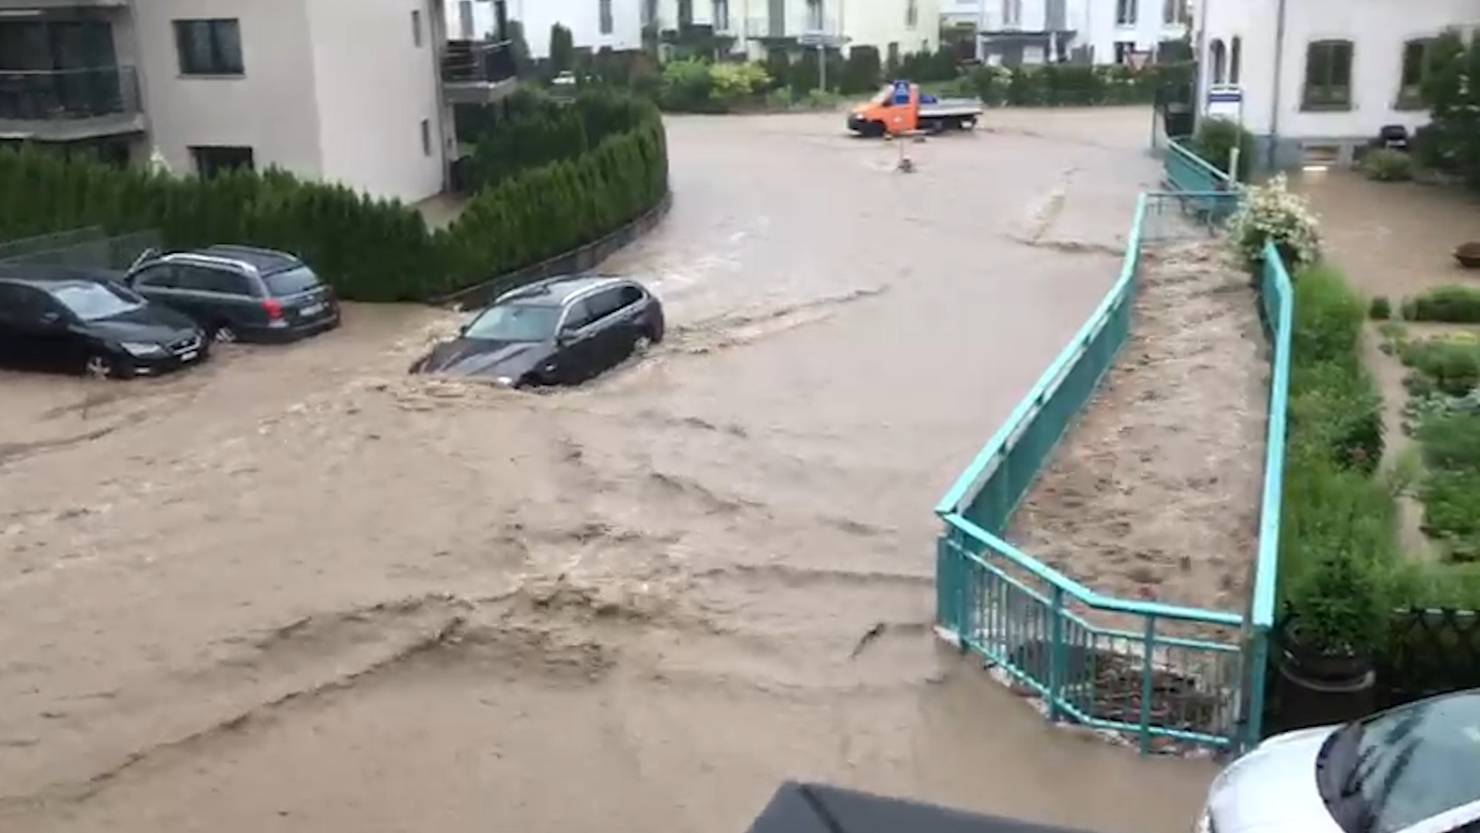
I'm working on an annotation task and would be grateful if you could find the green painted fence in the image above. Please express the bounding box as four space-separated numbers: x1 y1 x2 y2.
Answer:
935 191 1291 752
1164 138 1240 224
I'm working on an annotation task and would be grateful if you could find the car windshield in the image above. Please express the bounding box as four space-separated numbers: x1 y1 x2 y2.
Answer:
264 266 320 297
50 282 144 321
464 303 559 342
1319 692 1480 833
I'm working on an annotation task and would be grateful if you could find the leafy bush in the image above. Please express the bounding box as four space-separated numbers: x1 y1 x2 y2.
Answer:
1400 338 1480 397
1292 265 1364 363
896 48 959 83
1404 285 1480 323
1228 174 1322 269
659 58 718 112
1361 148 1415 182
1192 117 1254 180
710 62 771 106
1417 411 1480 471
1369 296 1392 320
1287 544 1388 656
1421 30 1480 189
1419 470 1480 561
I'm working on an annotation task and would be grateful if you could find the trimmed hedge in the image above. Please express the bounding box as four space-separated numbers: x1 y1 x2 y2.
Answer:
1400 285 1480 323
463 89 652 191
961 62 1194 107
0 148 437 302
435 113 667 295
0 91 668 303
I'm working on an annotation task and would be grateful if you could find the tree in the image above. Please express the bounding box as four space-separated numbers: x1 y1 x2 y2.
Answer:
549 23 575 73
506 19 533 77
1422 29 1480 188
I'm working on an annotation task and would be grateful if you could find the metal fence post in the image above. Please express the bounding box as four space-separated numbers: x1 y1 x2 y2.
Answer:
1048 586 1064 721
1140 614 1158 755
1245 625 1269 748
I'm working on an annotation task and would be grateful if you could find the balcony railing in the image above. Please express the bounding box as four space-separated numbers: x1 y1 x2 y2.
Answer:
743 12 841 40
442 39 517 85
0 66 139 122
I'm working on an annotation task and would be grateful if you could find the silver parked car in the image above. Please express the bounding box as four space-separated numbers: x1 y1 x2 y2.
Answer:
1199 690 1480 833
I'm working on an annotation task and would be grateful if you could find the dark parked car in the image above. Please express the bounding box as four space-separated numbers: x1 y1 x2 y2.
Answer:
0 267 207 378
411 275 665 386
125 245 339 344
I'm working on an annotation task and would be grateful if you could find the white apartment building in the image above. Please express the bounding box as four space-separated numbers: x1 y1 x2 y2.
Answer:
1196 0 1480 169
0 0 516 203
945 0 1190 65
500 0 937 61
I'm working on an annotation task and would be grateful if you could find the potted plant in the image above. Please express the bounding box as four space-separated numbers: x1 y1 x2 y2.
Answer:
1277 551 1384 727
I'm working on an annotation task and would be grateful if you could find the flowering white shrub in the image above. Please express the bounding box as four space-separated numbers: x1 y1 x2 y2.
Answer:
1228 174 1323 269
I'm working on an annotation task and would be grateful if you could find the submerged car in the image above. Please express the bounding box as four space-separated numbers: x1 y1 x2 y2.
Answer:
125 245 339 344
1200 689 1480 833
0 268 207 378
411 275 664 386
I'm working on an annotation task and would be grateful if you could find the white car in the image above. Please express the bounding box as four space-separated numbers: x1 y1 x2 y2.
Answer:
1200 690 1480 833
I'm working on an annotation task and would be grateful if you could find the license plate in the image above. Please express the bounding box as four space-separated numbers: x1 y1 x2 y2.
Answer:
300 302 325 317
179 350 199 363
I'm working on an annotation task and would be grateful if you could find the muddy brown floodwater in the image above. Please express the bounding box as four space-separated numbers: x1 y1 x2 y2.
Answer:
0 109 1216 833
1011 241 1268 618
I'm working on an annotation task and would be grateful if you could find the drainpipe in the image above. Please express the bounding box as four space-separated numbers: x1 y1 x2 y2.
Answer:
1268 0 1288 170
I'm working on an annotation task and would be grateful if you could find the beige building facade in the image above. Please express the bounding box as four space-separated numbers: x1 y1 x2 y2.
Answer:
1 0 461 203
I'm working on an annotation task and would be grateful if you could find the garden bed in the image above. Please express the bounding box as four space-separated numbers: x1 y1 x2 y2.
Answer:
1007 241 1268 614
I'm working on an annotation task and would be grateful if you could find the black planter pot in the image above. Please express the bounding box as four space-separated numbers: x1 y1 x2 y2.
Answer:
1275 629 1377 731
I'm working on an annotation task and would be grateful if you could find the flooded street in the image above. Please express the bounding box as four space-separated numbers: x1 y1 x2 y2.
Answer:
0 109 1216 832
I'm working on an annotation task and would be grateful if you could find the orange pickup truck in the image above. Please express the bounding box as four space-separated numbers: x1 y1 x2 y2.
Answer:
846 80 983 137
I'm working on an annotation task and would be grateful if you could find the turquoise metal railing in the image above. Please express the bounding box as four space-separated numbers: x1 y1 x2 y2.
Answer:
1245 240 1294 744
936 190 1290 752
1165 138 1240 224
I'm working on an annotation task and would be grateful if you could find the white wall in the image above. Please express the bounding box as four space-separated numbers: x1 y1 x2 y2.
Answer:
132 0 325 179
1200 0 1480 145
511 0 643 58
307 0 447 203
848 0 940 54
1083 0 1189 64
443 0 501 40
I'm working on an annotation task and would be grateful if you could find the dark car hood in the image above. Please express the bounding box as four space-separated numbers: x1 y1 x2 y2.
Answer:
413 338 551 380
86 304 200 344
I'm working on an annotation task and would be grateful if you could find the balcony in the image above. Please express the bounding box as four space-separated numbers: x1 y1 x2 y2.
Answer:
743 12 842 42
441 39 518 104
0 66 145 142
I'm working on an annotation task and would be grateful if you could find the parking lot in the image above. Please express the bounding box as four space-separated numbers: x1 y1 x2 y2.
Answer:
0 108 1217 832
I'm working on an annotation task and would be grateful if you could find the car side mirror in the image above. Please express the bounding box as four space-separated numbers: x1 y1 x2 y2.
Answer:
39 311 63 328
557 329 576 346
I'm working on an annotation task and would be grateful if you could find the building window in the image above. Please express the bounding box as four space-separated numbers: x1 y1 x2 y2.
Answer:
712 0 729 31
1116 0 1137 25
1114 41 1135 64
1303 39 1353 110
599 0 614 34
420 119 432 156
678 0 693 27
1397 38 1433 109
191 146 253 178
804 0 823 31
173 19 243 75
411 9 423 47
1209 38 1226 84
905 0 919 29
1230 36 1241 83
1162 0 1186 24
1002 0 1022 27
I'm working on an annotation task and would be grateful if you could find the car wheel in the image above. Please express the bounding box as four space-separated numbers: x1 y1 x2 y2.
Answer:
212 324 238 344
85 354 129 380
